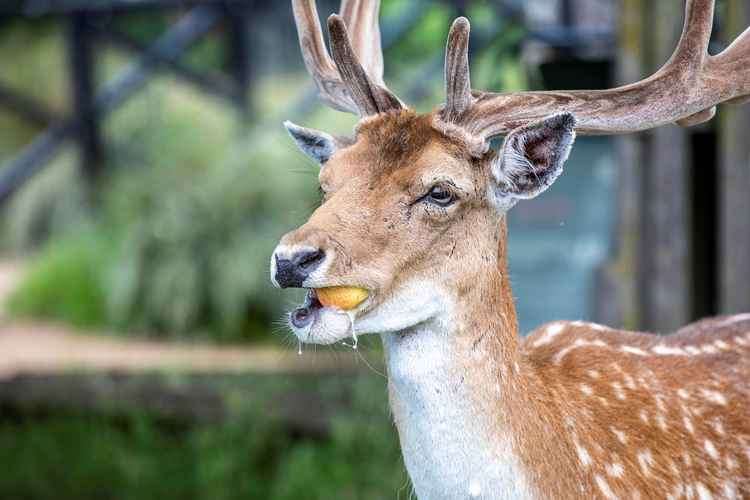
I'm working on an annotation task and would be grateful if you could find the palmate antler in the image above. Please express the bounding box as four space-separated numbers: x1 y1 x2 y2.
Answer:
440 0 750 141
293 0 749 145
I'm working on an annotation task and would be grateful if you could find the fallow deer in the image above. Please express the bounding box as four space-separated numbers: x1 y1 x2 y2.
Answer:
271 0 750 498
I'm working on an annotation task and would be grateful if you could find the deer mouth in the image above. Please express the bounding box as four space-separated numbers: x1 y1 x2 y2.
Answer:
288 288 372 345
290 289 323 329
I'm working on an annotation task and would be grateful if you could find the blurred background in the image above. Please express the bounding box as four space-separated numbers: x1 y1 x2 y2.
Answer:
0 0 748 498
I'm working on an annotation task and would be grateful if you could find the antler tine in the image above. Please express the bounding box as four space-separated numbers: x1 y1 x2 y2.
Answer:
339 0 385 86
446 0 750 141
708 25 750 104
443 17 473 123
327 15 403 116
291 0 402 116
663 0 714 71
292 0 357 113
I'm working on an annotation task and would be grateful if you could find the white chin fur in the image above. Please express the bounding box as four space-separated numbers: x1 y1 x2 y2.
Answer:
289 307 353 345
290 280 449 345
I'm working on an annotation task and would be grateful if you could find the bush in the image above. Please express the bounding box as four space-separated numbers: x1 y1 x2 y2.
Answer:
7 231 112 329
2 6 524 342
5 78 331 341
0 375 407 500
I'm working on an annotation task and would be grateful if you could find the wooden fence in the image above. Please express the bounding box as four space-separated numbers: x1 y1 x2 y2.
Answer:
600 0 750 332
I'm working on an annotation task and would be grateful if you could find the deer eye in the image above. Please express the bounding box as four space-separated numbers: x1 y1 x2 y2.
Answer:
425 185 456 207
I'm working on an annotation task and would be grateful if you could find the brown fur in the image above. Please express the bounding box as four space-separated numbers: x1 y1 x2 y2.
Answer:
279 109 750 498
284 1 750 496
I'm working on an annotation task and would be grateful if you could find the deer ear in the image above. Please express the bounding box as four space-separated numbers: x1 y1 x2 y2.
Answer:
490 113 576 207
284 121 339 165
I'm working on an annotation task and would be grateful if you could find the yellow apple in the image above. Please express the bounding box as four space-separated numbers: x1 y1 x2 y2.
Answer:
316 286 369 310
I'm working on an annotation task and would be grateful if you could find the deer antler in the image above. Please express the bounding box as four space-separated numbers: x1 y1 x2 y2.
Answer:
291 0 403 116
440 0 750 145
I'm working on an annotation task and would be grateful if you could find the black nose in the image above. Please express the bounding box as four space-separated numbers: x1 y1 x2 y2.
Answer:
275 249 325 288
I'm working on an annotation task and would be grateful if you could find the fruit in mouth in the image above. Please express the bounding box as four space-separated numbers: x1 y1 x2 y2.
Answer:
316 286 369 310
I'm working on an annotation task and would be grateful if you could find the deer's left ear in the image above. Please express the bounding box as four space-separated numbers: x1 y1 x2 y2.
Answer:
490 113 576 208
284 121 341 165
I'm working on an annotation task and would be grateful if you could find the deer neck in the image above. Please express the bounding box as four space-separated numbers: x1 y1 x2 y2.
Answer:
382 221 541 499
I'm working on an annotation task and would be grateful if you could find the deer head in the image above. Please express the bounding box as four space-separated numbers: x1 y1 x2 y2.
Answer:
271 0 750 347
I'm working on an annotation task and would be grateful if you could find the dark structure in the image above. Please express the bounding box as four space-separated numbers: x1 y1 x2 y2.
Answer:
0 0 257 203
604 0 750 331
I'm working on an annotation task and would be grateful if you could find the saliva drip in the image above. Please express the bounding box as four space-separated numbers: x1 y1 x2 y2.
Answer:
341 311 358 350
297 340 303 356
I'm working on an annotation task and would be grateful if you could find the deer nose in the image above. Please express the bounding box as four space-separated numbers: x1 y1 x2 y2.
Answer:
274 248 325 288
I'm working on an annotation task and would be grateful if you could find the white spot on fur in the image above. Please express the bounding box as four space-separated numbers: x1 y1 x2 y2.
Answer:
714 340 730 350
678 388 690 399
711 419 725 436
580 384 594 396
652 344 687 356
623 373 636 390
611 427 628 444
704 440 719 460
637 449 654 475
532 322 566 347
612 381 626 400
696 482 713 500
588 370 601 379
594 474 616 499
684 415 695 434
701 344 719 355
722 482 738 499
656 413 668 431
636 450 654 475
575 440 592 467
553 339 607 364
725 456 738 470
606 462 624 478
735 336 748 347
701 389 727 406
639 409 650 425
655 394 667 412
621 345 649 356
685 346 701 355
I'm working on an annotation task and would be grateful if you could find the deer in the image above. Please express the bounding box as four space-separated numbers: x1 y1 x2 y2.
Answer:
270 0 750 498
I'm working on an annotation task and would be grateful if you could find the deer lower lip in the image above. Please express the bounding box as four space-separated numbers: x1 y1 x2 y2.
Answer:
290 290 323 328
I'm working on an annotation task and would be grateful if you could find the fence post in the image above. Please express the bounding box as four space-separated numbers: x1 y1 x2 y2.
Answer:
226 1 253 121
598 0 643 329
67 11 103 188
718 0 750 314
634 1 692 332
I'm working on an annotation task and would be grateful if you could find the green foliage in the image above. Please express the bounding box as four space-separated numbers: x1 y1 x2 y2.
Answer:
7 232 111 329
0 376 407 500
0 20 68 164
6 80 318 341
1 150 90 252
2 3 525 342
